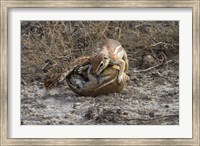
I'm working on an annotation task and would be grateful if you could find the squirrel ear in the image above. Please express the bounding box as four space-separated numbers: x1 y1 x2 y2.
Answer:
97 48 101 52
104 55 108 59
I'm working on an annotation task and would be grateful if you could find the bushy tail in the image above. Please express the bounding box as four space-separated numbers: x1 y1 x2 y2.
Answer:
43 74 62 90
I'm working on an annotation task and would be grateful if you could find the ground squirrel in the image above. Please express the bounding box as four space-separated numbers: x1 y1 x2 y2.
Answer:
78 39 128 84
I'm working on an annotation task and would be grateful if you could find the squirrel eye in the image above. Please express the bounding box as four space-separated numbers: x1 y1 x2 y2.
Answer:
100 62 104 68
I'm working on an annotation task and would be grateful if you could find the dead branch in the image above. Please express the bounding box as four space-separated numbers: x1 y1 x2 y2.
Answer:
102 108 179 122
145 33 158 44
132 42 176 56
123 114 179 121
101 22 109 36
133 60 172 73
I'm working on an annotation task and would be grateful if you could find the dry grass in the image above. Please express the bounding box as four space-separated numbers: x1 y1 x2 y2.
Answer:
21 21 179 83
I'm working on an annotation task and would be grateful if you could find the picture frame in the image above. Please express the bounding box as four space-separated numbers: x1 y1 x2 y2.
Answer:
0 0 199 145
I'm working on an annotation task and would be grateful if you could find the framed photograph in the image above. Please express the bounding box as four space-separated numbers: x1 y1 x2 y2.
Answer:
1 0 199 145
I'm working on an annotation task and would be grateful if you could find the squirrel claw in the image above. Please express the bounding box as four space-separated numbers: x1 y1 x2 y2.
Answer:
117 76 122 84
78 67 83 74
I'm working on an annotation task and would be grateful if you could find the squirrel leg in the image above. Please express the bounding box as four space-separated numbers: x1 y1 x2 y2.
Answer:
123 51 129 72
110 56 125 84
83 66 99 90
116 59 125 84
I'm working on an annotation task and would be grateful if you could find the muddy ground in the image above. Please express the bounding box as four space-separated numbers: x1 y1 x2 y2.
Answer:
21 21 179 125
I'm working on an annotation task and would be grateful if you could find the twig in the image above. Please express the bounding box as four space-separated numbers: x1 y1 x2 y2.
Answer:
133 60 172 73
134 22 162 34
145 33 158 44
133 42 175 56
117 27 122 40
32 35 52 51
52 55 69 60
101 22 109 35
123 114 179 121
103 109 179 122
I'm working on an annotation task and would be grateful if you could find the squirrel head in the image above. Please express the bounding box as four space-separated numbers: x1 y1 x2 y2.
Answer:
91 53 110 75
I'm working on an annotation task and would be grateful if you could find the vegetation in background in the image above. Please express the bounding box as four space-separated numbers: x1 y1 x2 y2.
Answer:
21 21 179 83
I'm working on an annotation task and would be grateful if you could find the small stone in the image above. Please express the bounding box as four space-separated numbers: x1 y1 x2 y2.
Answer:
47 121 51 125
73 102 81 109
21 120 24 125
43 115 49 119
149 112 154 117
117 109 123 115
123 111 128 115
140 94 149 100
64 113 71 119
165 105 169 108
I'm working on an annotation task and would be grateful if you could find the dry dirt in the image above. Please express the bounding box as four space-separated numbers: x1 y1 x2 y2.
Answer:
21 57 179 125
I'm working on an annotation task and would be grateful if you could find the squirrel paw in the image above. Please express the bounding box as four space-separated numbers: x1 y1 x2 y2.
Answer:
78 67 83 74
117 75 123 84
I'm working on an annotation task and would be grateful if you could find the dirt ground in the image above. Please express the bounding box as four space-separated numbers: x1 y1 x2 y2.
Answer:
21 21 179 125
21 57 179 125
